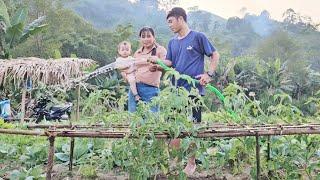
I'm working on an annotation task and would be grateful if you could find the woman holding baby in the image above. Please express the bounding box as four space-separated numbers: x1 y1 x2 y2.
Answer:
119 26 167 113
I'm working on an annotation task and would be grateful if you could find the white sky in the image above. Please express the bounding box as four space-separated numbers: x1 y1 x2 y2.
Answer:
177 0 320 23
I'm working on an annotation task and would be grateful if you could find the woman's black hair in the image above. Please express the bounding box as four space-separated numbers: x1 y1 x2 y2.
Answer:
139 26 155 37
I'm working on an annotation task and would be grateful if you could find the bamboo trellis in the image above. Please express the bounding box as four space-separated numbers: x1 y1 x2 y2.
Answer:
1 123 320 179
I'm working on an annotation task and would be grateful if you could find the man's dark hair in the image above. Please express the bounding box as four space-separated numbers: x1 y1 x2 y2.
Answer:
166 7 187 22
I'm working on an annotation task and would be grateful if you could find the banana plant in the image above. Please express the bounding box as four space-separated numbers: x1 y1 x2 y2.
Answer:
0 0 47 58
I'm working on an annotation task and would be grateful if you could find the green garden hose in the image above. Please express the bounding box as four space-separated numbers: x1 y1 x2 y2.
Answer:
155 59 238 119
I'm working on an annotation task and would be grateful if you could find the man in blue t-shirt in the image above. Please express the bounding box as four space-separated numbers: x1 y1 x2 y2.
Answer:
164 7 220 175
165 7 220 123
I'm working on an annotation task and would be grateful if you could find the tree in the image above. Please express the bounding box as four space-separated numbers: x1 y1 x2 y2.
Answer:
12 5 96 58
188 11 213 32
0 0 47 58
256 31 300 62
157 0 179 11
226 16 252 32
226 17 243 31
283 8 318 32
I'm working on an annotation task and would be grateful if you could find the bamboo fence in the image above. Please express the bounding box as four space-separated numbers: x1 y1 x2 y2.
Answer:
1 123 320 179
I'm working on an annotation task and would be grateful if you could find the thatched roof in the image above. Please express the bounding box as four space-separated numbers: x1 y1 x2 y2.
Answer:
0 57 95 88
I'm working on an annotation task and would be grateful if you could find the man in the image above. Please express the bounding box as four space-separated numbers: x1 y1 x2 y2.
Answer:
165 7 220 175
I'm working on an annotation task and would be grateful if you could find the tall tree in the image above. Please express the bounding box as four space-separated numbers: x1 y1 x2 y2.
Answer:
256 31 300 62
283 8 318 32
0 0 47 58
157 0 179 11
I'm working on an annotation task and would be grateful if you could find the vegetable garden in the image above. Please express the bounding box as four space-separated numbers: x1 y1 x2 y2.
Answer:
1 0 320 179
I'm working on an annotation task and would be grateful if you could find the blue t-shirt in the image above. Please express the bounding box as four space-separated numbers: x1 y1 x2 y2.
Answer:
166 30 216 95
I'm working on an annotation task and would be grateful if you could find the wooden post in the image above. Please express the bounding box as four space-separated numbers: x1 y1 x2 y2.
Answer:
20 86 26 123
69 123 75 171
69 85 80 171
69 137 75 171
267 136 272 177
255 134 260 180
76 85 80 121
46 135 55 180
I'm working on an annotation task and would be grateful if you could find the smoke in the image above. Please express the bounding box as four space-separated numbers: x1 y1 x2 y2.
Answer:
239 7 247 16
245 10 277 37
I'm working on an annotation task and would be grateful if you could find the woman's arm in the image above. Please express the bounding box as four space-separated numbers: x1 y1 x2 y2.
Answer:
149 46 172 71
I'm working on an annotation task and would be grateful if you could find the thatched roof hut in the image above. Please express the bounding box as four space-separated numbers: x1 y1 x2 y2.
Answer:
0 57 95 88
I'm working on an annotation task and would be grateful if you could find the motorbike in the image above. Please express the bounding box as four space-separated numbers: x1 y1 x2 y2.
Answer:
31 97 72 123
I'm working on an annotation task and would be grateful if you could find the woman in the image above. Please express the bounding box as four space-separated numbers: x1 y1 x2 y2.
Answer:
128 27 167 112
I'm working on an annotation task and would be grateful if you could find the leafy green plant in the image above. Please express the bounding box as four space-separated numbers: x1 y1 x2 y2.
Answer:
79 165 98 179
0 0 47 58
9 166 45 180
267 92 303 122
0 119 15 129
0 142 17 159
266 135 320 179
19 145 48 167
304 90 320 116
213 138 255 175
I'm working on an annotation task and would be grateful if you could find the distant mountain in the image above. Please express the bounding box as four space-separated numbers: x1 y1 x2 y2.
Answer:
66 0 319 37
66 0 166 29
65 0 226 33
65 0 320 59
188 10 226 33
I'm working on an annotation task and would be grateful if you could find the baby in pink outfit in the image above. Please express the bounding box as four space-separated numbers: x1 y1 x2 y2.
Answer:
115 41 141 101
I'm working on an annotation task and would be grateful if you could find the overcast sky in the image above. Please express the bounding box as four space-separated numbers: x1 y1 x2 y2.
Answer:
177 0 320 23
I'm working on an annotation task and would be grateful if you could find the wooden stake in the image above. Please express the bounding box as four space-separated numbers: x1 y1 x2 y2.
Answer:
76 85 80 121
46 135 55 180
69 137 75 171
20 87 26 123
69 84 80 171
267 136 272 177
256 134 260 180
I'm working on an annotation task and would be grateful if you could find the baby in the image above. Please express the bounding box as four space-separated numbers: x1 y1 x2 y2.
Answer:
115 41 141 101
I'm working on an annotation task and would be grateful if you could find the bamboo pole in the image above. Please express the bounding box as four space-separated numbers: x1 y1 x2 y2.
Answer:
196 128 320 138
1 126 320 139
27 124 104 129
27 124 128 129
26 123 320 130
0 129 46 136
203 124 320 132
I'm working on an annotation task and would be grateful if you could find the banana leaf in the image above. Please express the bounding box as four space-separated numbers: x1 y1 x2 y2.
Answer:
5 7 28 48
10 7 28 26
6 22 24 48
20 16 47 44
0 0 10 27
